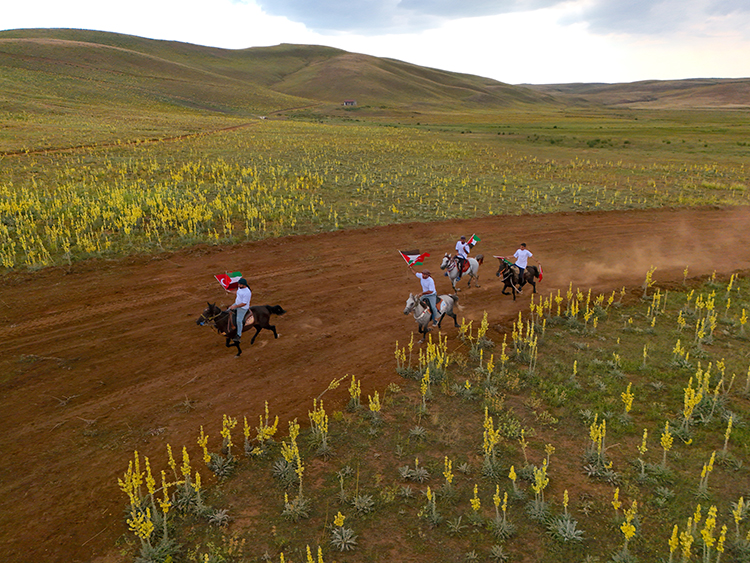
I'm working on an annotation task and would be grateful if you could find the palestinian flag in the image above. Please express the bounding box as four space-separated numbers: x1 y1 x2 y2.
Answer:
468 234 481 246
215 271 242 291
399 250 430 266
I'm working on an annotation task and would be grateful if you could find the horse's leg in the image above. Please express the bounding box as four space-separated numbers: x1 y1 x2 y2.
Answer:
436 312 446 329
442 304 457 327
451 274 460 292
235 341 242 357
269 324 279 339
225 337 233 348
250 326 262 345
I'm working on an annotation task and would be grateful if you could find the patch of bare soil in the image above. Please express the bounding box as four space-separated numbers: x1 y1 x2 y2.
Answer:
2 206 750 562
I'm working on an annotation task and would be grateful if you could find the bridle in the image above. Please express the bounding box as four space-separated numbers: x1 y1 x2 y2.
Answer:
405 295 430 319
198 307 226 326
442 254 458 273
407 295 432 321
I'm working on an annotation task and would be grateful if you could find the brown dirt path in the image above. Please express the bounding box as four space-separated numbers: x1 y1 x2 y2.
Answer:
1 206 750 562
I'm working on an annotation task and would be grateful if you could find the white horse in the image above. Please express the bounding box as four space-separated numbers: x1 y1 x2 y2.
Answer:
403 293 459 341
440 253 483 292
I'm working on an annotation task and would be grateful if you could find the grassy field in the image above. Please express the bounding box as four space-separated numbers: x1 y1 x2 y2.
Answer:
2 30 748 271
2 110 749 270
118 271 750 563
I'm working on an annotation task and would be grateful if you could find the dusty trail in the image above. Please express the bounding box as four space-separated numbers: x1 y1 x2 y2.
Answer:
1 206 750 562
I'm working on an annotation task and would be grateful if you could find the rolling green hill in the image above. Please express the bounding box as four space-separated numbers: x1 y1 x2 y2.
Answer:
1 28 748 153
0 28 565 151
0 29 555 116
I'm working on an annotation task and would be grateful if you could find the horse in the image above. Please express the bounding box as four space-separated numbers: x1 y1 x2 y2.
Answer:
494 257 543 301
196 302 286 356
403 292 459 341
440 253 483 292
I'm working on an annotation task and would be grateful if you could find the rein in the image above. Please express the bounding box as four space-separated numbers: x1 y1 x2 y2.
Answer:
408 297 431 321
201 309 227 325
444 257 457 274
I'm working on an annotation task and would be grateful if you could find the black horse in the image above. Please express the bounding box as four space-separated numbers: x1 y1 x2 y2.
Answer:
197 302 286 356
495 258 542 301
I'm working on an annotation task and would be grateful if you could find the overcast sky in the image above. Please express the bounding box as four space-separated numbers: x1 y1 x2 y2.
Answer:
3 0 750 84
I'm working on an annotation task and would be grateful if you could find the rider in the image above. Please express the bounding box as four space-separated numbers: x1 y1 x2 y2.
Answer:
409 265 439 327
454 235 471 281
227 278 252 342
512 243 533 291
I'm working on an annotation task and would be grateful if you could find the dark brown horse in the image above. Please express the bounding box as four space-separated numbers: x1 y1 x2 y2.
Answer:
197 303 286 356
495 258 542 301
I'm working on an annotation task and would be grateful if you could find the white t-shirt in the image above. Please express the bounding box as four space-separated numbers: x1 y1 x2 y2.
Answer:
455 240 470 259
514 248 533 269
416 273 436 295
234 287 252 310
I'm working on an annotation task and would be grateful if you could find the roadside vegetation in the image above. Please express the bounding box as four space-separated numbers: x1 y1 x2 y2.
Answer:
118 270 750 562
2 112 748 271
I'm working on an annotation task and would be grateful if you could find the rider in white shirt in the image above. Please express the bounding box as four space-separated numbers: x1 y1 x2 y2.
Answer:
513 243 533 278
228 278 252 342
455 236 471 281
409 265 439 326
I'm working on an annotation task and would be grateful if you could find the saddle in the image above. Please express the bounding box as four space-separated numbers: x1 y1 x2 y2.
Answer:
505 265 522 282
452 257 470 273
419 295 445 313
227 309 255 332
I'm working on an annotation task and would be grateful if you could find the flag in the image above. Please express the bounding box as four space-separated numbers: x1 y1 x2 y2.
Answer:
215 271 242 291
468 234 481 246
399 250 430 266
494 255 513 267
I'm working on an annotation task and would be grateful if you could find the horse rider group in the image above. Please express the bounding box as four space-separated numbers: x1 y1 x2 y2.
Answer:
224 239 534 339
408 237 534 330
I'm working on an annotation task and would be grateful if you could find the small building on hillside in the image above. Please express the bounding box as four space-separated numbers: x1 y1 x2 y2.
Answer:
342 100 357 106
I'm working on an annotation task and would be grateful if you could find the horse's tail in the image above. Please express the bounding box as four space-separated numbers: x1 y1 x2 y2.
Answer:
450 294 459 303
267 305 286 316
476 254 484 265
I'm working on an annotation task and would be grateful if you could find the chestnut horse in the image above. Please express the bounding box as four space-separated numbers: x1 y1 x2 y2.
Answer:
197 303 286 356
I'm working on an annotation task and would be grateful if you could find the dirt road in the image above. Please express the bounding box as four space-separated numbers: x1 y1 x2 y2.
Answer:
2 206 749 562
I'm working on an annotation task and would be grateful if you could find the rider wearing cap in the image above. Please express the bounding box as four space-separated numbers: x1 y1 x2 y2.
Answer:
455 235 471 281
409 265 439 327
228 278 252 342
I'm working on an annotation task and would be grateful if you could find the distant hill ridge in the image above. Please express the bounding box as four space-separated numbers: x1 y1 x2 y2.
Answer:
525 79 750 109
0 28 557 115
1 28 748 117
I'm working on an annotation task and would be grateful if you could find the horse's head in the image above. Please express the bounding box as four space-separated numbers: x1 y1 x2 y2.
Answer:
440 253 452 270
403 293 416 315
197 302 221 325
495 257 510 277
